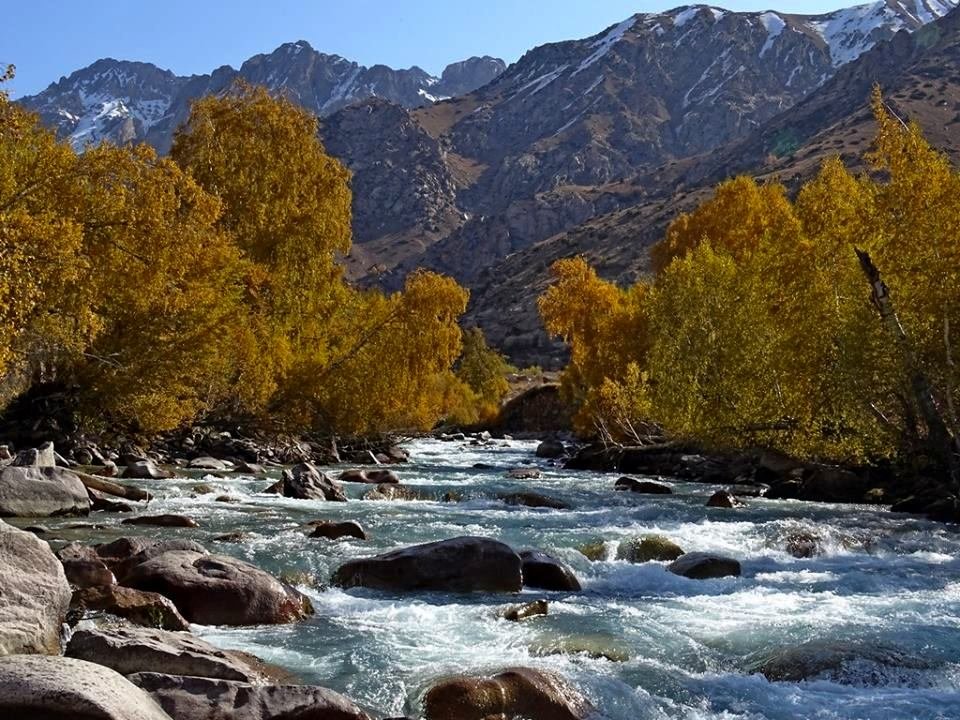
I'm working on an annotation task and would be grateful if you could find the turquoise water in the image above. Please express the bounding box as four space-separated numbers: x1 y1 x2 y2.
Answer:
43 438 960 718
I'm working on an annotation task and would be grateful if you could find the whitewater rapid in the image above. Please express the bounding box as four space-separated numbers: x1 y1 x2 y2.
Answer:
38 438 960 719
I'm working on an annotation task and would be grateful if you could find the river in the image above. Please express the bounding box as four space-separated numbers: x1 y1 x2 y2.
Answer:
33 437 960 719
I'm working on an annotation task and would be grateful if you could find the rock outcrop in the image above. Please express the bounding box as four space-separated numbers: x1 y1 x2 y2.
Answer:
0 465 90 517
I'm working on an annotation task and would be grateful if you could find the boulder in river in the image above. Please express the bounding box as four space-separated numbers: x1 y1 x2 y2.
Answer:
96 537 210 583
498 599 549 622
122 514 200 528
616 535 685 563
667 552 741 579
332 536 523 593
67 626 273 682
535 439 566 459
0 655 172 720
0 464 90 517
264 463 347 502
751 640 930 684
130 672 371 720
88 487 135 512
363 483 426 501
187 457 231 471
0 519 71 654
423 667 595 720
615 476 673 494
123 460 176 480
71 585 189 631
309 520 368 540
124 550 313 625
706 490 745 508
338 469 375 483
519 550 582 591
500 492 570 510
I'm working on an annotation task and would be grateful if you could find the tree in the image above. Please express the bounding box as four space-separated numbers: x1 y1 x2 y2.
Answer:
455 328 513 422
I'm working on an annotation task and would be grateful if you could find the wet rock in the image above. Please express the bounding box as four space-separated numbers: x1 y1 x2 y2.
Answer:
67 626 273 682
706 490 745 508
232 461 266 476
187 457 231 471
500 492 570 510
96 537 210 583
498 599 549 622
264 463 347 502
0 464 90 517
130 672 370 720
0 519 71 654
332 536 522 593
363 483 425 501
667 552 741 579
366 468 400 484
752 640 929 684
784 531 823 558
70 585 189 631
532 634 631 662
123 460 175 480
212 532 249 544
309 520 368 541
0 655 172 720
727 482 770 498
191 483 216 494
616 535 685 563
215 495 239 503
123 514 199 528
88 488 135 512
577 541 608 561
519 550 581 591
802 466 868 504
338 469 375 483
124 550 313 625
615 476 673 494
100 460 119 477
58 542 117 588
535 439 566 459
423 667 594 720
507 467 542 479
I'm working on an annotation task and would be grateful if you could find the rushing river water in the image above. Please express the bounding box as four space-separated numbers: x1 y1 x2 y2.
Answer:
26 438 960 719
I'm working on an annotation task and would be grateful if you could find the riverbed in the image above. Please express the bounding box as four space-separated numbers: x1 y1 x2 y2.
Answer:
26 438 960 719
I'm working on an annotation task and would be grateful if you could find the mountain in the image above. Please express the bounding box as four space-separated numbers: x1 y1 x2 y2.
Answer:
466 2 960 366
18 43 505 151
17 1 960 365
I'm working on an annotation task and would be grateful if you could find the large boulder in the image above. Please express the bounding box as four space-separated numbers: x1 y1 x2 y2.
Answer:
667 552 741 579
535 439 566 459
706 490 745 508
0 654 172 720
265 463 346 502
519 550 581 591
57 542 117 588
67 626 270 682
96 537 210 583
332 536 522 593
124 551 313 625
0 465 90 517
0 519 71 655
71 586 189 631
130 672 370 720
122 515 199 528
423 667 595 720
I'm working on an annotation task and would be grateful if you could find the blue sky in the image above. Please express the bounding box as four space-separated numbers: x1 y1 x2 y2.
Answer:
4 0 846 98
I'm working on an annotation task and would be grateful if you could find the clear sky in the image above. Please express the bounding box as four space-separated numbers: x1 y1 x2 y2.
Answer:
4 0 847 98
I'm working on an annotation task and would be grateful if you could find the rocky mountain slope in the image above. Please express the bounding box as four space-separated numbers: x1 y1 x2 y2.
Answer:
468 2 960 365
19 43 505 151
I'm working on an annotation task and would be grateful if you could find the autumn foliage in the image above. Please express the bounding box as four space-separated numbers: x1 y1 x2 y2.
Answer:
0 71 481 435
541 90 960 462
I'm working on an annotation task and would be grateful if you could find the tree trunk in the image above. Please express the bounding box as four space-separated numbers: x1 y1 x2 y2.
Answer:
856 248 959 489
